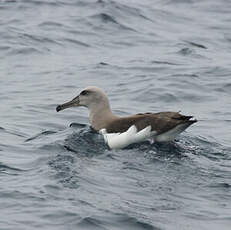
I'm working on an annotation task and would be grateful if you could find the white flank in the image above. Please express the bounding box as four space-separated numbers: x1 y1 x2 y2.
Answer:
100 123 191 149
100 125 154 149
155 123 190 142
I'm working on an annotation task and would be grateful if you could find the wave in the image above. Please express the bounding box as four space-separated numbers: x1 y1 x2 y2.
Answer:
77 214 157 230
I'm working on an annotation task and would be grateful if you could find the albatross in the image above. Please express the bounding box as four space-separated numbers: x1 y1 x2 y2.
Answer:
56 86 197 149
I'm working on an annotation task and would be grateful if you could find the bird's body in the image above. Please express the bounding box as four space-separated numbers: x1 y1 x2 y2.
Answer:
104 112 194 133
56 86 197 148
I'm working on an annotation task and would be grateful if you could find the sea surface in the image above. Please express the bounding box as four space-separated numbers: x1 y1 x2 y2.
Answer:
1 0 231 229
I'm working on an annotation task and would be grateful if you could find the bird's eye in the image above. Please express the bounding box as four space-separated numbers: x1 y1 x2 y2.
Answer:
81 90 88 96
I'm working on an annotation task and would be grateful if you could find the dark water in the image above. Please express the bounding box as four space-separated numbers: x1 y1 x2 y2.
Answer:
1 0 231 229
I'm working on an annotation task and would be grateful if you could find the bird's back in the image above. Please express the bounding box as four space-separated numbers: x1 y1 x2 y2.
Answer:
105 112 196 134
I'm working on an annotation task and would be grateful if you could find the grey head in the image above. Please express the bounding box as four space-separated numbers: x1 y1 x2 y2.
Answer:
56 86 117 130
56 86 109 112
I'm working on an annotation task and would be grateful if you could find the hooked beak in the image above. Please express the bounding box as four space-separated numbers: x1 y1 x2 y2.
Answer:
56 95 80 112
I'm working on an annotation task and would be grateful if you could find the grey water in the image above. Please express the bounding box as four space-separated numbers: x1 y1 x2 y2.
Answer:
1 0 231 229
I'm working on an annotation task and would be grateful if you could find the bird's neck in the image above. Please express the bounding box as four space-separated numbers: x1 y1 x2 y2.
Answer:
89 103 118 131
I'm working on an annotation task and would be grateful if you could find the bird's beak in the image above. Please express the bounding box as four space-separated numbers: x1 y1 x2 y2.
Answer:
56 95 80 112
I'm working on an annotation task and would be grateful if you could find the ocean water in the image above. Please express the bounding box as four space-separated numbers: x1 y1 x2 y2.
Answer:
1 0 231 229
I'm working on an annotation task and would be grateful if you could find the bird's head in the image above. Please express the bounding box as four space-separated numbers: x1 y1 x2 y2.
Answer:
56 86 109 112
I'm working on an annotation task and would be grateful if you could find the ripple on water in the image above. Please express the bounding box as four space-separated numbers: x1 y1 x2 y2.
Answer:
77 214 158 230
48 153 81 189
63 125 108 156
0 162 24 175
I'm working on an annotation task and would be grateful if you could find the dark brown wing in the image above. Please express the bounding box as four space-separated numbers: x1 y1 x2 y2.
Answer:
105 112 197 134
